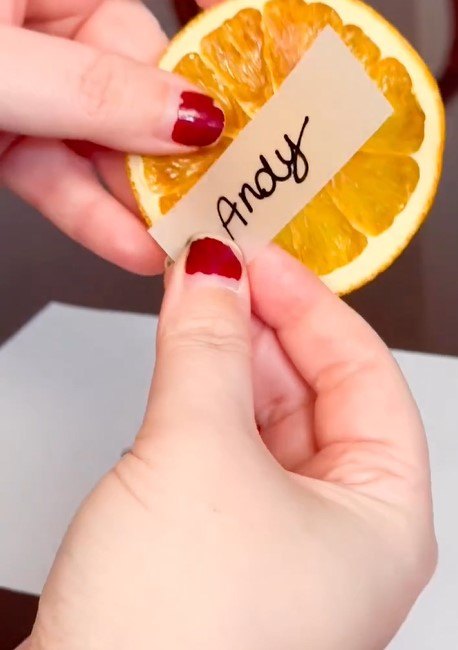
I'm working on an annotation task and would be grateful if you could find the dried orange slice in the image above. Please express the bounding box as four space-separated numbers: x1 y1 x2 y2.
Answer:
127 0 445 294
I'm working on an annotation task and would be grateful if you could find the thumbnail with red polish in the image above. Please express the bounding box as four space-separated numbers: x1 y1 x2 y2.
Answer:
172 92 225 147
185 238 242 281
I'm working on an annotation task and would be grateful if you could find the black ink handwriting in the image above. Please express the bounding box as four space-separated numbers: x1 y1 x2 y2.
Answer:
217 116 310 240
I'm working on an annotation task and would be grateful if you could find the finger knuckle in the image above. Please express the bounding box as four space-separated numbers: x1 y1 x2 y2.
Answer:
79 53 126 122
164 314 249 357
65 192 101 245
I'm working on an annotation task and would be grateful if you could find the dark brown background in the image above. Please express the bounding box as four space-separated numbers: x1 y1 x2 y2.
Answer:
1 0 457 647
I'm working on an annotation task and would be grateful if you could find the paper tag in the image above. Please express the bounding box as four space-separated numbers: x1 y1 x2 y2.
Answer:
151 27 393 260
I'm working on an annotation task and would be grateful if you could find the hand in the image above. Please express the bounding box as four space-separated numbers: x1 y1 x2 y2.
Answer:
0 0 223 275
24 241 435 650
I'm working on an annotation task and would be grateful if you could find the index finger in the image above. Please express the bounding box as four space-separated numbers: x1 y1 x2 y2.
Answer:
249 246 431 506
75 0 168 63
0 25 207 155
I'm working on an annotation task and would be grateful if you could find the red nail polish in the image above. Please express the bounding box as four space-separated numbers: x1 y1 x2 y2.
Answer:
186 238 242 281
172 92 225 147
64 140 108 158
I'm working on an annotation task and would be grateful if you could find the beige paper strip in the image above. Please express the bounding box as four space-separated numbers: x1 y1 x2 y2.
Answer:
151 27 393 260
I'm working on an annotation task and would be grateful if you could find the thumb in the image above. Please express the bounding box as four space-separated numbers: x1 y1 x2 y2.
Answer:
0 26 225 154
142 236 257 449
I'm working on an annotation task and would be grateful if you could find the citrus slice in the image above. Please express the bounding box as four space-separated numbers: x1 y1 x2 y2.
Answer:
127 0 445 294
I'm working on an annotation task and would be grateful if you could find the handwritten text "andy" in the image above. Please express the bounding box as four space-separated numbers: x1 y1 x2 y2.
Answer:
217 115 311 240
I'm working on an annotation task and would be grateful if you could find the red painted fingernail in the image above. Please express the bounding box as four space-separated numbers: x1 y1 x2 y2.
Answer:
64 140 109 158
185 237 242 281
172 92 225 147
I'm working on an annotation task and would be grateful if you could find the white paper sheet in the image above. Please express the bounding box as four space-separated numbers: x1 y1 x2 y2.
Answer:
0 303 457 649
0 304 157 596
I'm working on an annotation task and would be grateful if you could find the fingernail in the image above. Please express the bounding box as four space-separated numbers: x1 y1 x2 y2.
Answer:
185 237 243 282
164 256 174 290
64 140 109 159
172 92 225 147
164 256 174 270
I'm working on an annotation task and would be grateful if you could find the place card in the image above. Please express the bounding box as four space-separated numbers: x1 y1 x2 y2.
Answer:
151 27 393 260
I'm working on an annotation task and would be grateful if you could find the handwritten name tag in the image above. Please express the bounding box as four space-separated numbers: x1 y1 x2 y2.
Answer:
151 27 393 260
